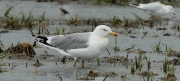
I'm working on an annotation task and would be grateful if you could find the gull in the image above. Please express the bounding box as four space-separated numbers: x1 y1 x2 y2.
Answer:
32 25 118 68
129 2 176 17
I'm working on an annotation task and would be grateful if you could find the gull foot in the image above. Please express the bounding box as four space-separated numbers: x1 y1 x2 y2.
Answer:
73 60 76 67
82 60 84 68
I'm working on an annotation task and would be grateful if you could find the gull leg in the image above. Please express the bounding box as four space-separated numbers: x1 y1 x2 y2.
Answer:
73 57 77 67
73 60 76 67
82 60 84 68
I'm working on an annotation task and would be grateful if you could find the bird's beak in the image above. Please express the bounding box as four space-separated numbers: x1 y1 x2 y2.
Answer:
109 32 118 36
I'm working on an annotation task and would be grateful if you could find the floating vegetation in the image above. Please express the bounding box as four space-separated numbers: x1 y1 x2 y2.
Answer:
66 15 83 26
137 48 146 54
126 44 135 51
76 70 97 80
60 7 69 15
0 67 7 73
138 70 158 77
157 27 167 30
0 6 169 30
130 35 137 38
61 56 67 64
120 75 130 81
162 72 177 81
33 59 43 67
169 58 180 65
86 70 98 78
104 55 129 67
0 29 9 34
56 74 62 81
76 70 116 80
163 33 171 36
4 42 36 58
39 51 55 59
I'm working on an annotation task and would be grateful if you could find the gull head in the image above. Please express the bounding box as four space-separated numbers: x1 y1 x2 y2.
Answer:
93 25 118 37
167 6 175 15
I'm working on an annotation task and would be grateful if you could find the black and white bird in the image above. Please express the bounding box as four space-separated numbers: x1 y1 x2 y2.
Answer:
32 25 118 68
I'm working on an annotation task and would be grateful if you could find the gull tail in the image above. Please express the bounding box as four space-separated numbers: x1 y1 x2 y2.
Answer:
129 4 140 8
32 34 53 47
32 34 72 57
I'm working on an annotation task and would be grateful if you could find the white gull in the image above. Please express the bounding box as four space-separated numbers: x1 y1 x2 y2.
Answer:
129 2 175 17
32 25 118 68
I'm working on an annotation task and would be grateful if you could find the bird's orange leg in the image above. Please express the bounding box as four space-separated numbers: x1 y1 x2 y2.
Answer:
82 60 84 68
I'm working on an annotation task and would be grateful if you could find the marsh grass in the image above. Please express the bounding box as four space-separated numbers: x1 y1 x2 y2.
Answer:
126 44 135 51
162 57 176 74
55 26 65 35
37 12 50 35
21 10 35 34
143 56 151 70
131 63 135 75
0 53 12 62
113 36 120 51
56 26 61 35
0 40 4 48
4 6 13 17
137 48 146 54
64 15 82 26
155 40 161 52
142 74 151 81
165 45 172 56
111 15 121 27
163 57 169 74
120 75 130 81
3 8 22 30
37 21 49 35
168 65 176 74
40 11 46 22
122 16 129 27
1 6 37 30
132 13 144 25
96 57 101 66
135 55 142 71
132 13 143 21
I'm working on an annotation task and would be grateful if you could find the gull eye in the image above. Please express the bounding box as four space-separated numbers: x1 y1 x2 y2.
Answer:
103 29 107 31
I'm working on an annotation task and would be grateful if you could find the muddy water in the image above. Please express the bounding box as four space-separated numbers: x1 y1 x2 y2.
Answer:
1 0 180 81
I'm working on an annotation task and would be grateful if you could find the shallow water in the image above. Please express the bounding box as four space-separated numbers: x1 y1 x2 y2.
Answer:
1 0 180 81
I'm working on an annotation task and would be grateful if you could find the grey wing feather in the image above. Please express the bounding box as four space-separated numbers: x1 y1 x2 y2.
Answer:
140 2 163 12
50 33 91 51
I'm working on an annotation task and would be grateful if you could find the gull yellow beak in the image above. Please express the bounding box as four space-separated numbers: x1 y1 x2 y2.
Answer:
109 32 118 36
